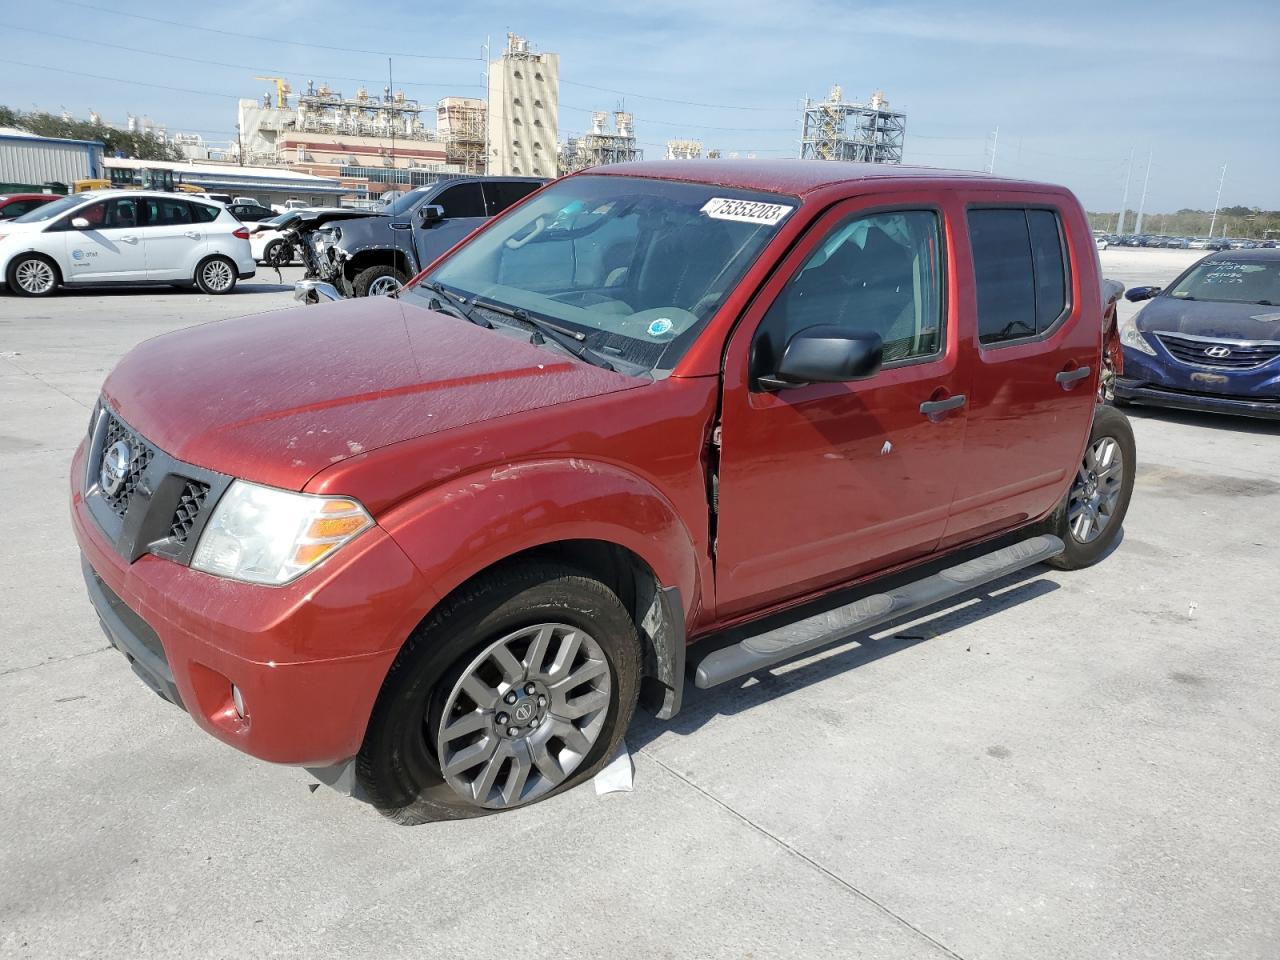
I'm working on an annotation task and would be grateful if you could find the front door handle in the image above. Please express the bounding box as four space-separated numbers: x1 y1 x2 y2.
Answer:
1055 366 1091 386
919 394 967 416
119 235 138 244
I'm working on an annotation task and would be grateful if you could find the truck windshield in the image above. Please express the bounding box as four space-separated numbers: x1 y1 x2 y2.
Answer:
1168 257 1280 305
411 174 796 373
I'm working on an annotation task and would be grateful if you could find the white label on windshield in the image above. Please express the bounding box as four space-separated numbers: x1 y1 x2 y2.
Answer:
701 197 793 226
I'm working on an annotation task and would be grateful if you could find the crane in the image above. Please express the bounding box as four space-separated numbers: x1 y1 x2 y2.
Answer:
255 77 292 109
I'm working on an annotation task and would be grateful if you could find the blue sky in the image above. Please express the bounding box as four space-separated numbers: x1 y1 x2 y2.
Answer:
1 0 1276 212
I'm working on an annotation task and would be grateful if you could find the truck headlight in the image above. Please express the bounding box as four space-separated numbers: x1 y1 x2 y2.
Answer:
191 481 373 585
1117 311 1156 355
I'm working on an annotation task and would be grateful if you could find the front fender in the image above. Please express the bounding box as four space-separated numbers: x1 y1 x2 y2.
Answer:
376 457 705 629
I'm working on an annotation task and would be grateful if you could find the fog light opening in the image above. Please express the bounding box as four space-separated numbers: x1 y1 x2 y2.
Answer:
232 684 247 719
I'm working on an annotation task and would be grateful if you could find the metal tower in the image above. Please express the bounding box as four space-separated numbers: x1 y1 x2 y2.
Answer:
800 86 906 163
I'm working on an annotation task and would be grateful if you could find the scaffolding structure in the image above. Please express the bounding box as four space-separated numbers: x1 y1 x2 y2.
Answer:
800 86 905 163
294 81 431 141
437 97 487 175
665 139 702 160
561 111 642 172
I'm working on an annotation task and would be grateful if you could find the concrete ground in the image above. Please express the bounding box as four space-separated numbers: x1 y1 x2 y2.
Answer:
2 252 1278 959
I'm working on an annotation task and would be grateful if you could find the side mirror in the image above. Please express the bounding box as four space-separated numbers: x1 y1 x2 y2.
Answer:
418 204 445 225
760 325 883 390
71 217 91 229
1124 285 1161 302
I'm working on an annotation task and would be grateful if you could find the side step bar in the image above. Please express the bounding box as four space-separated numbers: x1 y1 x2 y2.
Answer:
692 535 1064 689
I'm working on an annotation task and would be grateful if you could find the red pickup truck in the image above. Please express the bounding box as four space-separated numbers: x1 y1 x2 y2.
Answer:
72 161 1135 824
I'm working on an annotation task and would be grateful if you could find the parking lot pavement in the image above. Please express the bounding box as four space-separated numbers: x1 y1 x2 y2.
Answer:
3 263 1279 959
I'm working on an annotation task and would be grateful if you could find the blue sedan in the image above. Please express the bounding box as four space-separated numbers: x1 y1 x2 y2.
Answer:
1115 249 1280 419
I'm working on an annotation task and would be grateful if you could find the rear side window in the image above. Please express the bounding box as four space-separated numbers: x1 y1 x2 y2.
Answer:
190 202 220 223
485 180 541 216
434 182 486 219
968 207 1070 345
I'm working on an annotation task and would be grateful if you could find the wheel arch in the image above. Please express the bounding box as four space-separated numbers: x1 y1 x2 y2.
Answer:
344 247 413 282
6 249 63 292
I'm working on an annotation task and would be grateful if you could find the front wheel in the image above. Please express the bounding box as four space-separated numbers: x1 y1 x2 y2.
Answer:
357 562 642 824
352 264 407 297
1044 404 1136 570
6 253 60 297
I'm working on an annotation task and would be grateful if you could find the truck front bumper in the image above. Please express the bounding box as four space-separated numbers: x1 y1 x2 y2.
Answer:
71 442 432 768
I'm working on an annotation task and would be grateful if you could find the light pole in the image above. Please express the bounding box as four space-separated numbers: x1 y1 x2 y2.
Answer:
1134 150 1152 236
1116 147 1134 235
1207 163 1227 239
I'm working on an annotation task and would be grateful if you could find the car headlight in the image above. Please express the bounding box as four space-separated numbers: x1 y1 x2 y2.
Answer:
1117 311 1156 355
191 480 373 585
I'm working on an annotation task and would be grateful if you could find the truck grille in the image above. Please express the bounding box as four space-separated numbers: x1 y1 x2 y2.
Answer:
99 414 155 517
1155 332 1280 370
169 480 211 543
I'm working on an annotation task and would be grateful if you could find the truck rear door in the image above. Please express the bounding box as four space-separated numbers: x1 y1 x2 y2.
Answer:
939 194 1099 548
713 192 968 617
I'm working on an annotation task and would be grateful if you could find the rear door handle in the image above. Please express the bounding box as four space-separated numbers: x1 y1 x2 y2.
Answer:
919 394 967 416
184 231 201 240
1055 366 1091 385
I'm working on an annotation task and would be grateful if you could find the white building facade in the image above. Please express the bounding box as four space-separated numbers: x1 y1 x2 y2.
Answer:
487 34 560 177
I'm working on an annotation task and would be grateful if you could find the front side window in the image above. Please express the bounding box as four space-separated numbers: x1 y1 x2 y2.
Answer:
434 182 486 219
755 209 943 372
969 207 1070 345
416 174 795 373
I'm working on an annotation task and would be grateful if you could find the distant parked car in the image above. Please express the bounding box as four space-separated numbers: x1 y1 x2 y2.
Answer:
1116 249 1280 419
1095 236 1110 251
1188 238 1213 249
248 214 302 265
228 201 276 222
1164 237 1189 249
0 190 254 296
0 193 60 220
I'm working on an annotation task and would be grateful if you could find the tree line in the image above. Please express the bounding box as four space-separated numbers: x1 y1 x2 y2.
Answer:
1 106 183 162
1086 207 1279 239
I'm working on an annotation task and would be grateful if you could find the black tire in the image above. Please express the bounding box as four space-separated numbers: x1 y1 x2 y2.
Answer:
194 255 238 295
1043 404 1136 570
352 264 407 298
5 253 60 297
357 561 643 825
262 239 286 266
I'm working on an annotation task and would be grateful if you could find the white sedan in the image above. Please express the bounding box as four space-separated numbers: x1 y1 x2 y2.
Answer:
0 190 255 297
249 215 302 265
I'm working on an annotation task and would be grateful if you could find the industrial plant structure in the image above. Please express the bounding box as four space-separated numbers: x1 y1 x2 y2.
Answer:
665 139 703 160
561 112 641 173
436 97 487 175
800 86 906 164
487 34 560 178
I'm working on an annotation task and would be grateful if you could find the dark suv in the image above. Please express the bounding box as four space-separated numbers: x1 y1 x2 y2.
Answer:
295 176 545 297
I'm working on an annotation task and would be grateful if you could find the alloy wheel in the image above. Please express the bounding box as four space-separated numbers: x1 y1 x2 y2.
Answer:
1068 436 1124 544
434 623 612 809
201 259 234 292
15 259 55 294
367 274 402 297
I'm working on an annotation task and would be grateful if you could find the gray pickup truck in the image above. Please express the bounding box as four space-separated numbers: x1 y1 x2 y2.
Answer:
289 176 544 298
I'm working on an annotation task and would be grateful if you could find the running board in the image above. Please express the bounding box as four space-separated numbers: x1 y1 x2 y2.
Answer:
692 535 1064 689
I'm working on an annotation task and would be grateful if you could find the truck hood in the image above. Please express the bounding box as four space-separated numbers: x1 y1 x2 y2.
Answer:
103 296 642 491
1136 296 1280 341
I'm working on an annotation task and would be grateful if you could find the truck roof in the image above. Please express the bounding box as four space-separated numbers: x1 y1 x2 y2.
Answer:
588 159 1052 198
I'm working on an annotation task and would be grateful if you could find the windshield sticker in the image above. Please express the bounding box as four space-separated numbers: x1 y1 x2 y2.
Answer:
647 317 675 337
701 197 793 226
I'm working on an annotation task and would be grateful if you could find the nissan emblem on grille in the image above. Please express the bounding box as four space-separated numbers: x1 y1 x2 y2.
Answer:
1204 345 1232 359
100 440 133 497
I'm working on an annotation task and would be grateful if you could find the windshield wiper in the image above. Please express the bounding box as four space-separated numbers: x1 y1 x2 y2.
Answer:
474 300 616 371
422 281 492 328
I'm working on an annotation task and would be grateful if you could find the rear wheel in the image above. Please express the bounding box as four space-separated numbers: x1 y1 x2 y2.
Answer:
6 253 60 297
357 562 642 824
1044 404 1136 570
352 264 407 297
195 256 238 295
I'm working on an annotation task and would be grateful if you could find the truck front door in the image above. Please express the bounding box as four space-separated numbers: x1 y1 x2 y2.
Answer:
412 181 488 271
714 195 969 618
